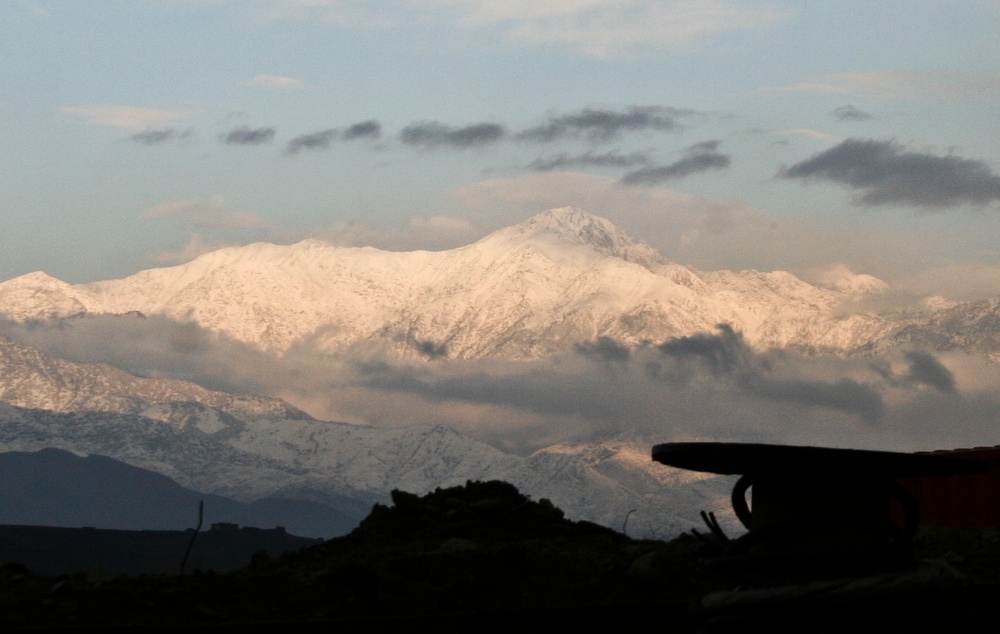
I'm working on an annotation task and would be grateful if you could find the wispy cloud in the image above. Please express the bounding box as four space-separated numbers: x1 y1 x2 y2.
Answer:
61 105 192 131
255 0 403 29
130 128 193 145
518 106 688 143
285 120 381 154
313 214 477 251
439 0 789 57
150 234 240 265
259 0 788 57
529 150 651 172
142 195 265 229
772 128 840 142
765 70 1000 102
286 129 337 154
241 74 307 89
221 126 276 145
831 105 871 121
400 121 505 149
620 140 730 186
779 138 1000 208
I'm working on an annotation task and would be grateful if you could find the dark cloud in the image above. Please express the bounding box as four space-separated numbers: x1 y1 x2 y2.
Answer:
575 337 631 362
399 122 506 149
413 339 448 359
529 151 651 172
222 126 275 145
744 376 884 421
352 359 633 424
654 325 882 420
832 105 872 121
686 140 720 153
285 120 382 154
130 128 191 145
778 139 1000 208
518 106 688 143
656 324 755 376
343 120 381 141
286 129 337 155
620 140 730 186
905 351 956 392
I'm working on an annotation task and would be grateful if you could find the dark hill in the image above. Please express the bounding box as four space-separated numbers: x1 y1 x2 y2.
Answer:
0 448 357 537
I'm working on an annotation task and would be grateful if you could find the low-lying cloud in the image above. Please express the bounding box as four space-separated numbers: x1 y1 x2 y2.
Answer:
142 196 265 229
779 138 1000 208
3 314 992 454
654 325 883 421
904 350 956 393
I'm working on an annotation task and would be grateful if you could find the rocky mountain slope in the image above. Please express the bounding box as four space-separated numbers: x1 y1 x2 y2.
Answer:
0 335 728 536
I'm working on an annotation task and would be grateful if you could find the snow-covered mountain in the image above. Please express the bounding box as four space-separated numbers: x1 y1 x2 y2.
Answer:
4 207 993 538
0 207 897 358
0 335 729 536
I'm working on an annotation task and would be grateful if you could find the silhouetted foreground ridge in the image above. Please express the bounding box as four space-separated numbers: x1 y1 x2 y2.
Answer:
4 479 998 631
0 480 715 629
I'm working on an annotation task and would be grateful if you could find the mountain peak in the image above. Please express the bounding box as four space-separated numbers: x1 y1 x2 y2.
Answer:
514 207 668 269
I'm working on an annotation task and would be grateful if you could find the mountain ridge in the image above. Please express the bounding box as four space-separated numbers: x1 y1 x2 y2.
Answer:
0 208 898 358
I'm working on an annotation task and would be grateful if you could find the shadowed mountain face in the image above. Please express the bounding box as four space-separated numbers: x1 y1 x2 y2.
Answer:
0 448 357 538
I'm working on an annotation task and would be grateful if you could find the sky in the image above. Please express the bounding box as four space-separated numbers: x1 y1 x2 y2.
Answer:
2 0 1000 300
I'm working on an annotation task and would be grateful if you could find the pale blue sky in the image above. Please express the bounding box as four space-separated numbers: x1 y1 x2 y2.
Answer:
2 0 999 300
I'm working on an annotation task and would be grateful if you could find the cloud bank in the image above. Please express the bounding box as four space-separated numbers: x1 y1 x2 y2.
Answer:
3 315 993 455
